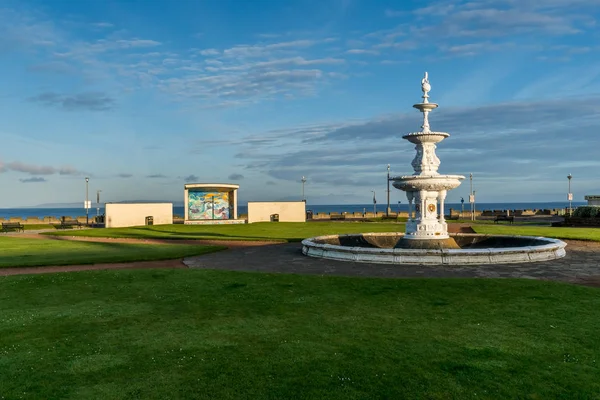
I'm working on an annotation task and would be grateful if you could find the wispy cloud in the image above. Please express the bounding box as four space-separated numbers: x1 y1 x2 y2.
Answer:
19 177 47 183
373 0 595 58
92 22 114 29
4 161 82 176
228 173 244 180
147 174 168 179
117 173 133 178
28 92 115 111
184 174 199 182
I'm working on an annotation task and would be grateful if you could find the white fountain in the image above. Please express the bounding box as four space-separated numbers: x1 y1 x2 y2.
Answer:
392 72 464 249
301 72 567 265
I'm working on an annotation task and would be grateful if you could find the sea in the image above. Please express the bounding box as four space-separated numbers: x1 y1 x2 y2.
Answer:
0 202 586 219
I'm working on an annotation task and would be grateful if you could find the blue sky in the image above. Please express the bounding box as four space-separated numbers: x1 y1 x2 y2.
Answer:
0 0 599 207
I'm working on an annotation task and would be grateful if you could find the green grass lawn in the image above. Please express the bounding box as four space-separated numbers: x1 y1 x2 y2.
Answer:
43 220 600 243
472 224 600 242
0 270 598 399
43 221 406 242
0 237 224 268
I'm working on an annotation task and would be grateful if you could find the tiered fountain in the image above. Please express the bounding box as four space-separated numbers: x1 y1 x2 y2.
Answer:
301 73 567 265
392 72 464 249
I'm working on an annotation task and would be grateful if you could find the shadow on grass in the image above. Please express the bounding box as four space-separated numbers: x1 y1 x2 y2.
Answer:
45 227 292 242
0 240 226 268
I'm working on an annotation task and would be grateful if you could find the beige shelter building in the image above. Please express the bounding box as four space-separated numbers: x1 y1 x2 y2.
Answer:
247 201 306 223
105 203 173 228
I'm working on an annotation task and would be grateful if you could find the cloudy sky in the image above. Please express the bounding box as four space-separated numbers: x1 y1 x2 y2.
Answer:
0 0 598 207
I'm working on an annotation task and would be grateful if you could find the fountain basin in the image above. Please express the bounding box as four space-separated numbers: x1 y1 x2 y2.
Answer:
301 233 566 265
392 175 464 191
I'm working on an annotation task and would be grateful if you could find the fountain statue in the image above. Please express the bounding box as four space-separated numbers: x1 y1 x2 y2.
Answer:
392 72 465 249
301 72 566 265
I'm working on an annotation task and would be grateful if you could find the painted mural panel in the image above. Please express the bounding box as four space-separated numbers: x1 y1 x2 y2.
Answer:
188 190 231 220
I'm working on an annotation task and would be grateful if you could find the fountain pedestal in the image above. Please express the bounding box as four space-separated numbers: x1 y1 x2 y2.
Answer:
392 72 464 249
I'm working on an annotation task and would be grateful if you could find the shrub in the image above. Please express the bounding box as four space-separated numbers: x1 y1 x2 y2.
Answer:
573 206 600 218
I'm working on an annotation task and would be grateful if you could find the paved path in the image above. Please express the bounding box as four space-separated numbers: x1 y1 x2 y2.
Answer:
184 240 600 287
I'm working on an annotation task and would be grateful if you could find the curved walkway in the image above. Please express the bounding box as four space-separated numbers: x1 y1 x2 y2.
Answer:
184 240 600 287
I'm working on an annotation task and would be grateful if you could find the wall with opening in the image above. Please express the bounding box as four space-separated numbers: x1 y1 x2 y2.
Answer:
247 201 306 223
105 203 173 228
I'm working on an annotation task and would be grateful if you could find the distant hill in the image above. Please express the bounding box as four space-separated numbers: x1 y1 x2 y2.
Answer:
30 200 184 208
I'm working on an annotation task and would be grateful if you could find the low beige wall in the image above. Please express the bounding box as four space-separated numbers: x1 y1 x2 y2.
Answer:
247 201 306 223
105 203 173 228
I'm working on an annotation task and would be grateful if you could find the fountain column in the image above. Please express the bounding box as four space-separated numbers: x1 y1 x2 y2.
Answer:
390 72 465 249
438 190 446 223
406 191 414 220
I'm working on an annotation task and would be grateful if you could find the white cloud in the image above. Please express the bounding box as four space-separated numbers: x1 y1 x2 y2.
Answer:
346 49 379 55
200 48 219 56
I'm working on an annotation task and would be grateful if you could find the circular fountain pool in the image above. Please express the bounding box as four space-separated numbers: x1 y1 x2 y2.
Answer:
301 233 567 265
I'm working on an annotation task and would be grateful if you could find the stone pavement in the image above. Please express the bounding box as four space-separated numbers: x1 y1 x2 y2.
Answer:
184 240 600 287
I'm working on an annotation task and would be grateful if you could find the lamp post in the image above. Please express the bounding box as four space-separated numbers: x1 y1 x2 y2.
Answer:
96 190 102 218
386 164 391 217
473 190 476 221
85 177 89 226
567 174 573 216
460 197 465 218
398 201 402 215
371 190 377 216
301 176 307 201
469 173 474 221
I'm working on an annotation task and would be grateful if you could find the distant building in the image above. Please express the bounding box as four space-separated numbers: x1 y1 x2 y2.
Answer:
585 195 600 206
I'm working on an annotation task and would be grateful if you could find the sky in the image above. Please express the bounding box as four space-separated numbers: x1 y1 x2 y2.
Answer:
0 0 599 207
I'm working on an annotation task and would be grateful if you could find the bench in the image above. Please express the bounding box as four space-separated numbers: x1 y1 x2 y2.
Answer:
494 215 514 224
2 222 25 232
59 218 83 229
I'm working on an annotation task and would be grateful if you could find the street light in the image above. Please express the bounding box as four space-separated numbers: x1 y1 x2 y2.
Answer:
469 173 475 221
371 190 377 216
96 190 102 218
386 164 391 217
567 174 573 216
301 176 307 201
473 190 476 221
85 177 89 226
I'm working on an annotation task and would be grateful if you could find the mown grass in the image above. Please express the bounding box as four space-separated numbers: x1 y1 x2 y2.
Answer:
0 237 224 268
472 224 600 242
43 222 406 242
43 221 600 243
0 270 598 399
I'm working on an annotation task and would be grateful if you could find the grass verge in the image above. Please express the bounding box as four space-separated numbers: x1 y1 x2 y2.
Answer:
42 221 600 242
43 222 406 242
472 224 600 241
0 237 225 268
0 270 598 399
